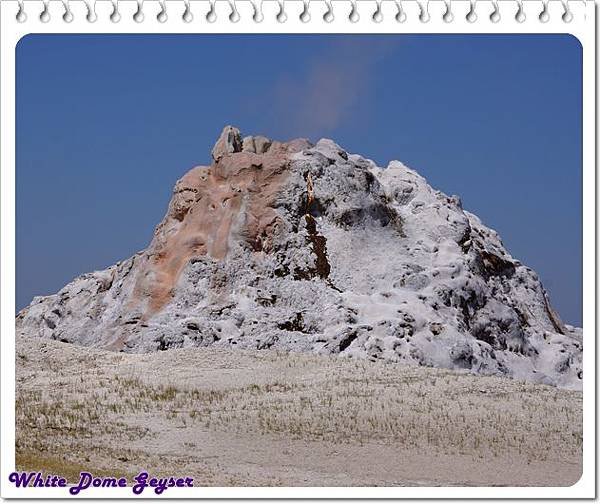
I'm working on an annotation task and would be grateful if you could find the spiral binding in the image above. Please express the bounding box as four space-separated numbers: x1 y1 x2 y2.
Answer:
13 0 578 24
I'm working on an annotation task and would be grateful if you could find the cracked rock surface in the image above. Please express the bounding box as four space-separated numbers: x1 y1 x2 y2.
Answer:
16 126 583 389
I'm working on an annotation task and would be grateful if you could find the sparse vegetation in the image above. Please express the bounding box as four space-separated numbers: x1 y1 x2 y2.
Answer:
15 336 582 486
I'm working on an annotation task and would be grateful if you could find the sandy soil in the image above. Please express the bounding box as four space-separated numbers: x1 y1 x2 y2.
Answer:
15 336 582 486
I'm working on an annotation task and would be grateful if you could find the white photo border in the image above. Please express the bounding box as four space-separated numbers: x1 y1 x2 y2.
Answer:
0 0 595 498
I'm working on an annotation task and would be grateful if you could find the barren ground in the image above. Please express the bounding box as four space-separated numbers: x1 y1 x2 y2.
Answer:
15 336 582 486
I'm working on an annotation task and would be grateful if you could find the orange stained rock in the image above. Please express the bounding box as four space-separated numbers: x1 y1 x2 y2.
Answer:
131 140 309 317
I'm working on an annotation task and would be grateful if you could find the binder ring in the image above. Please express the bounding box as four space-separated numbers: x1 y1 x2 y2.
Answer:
417 0 430 22
372 0 383 22
561 0 573 21
11 0 582 24
349 0 359 22
276 0 287 22
253 0 264 22
443 0 454 22
182 0 193 21
61 0 74 21
133 0 144 22
39 0 51 22
206 0 217 22
300 0 310 22
157 0 168 22
395 0 407 22
466 0 477 22
229 0 240 22
109 0 121 22
16 0 27 22
323 0 334 22
85 0 98 22
515 0 526 22
539 0 550 21
490 0 501 22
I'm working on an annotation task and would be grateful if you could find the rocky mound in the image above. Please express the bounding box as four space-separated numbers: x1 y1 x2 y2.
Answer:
16 126 583 389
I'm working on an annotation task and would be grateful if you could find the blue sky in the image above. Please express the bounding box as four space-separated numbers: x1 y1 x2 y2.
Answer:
16 34 582 325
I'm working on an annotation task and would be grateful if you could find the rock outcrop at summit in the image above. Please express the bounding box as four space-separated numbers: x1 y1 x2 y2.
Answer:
16 126 583 389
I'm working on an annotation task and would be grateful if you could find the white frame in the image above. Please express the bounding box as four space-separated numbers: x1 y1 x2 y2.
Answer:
0 0 595 498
